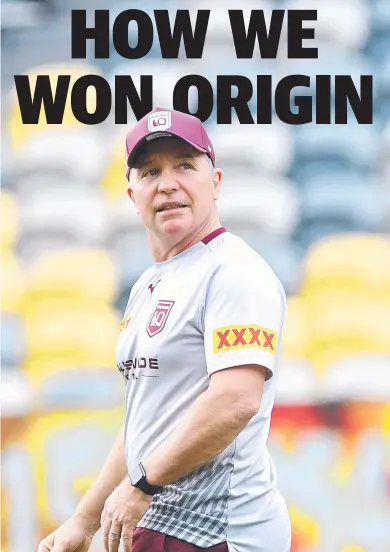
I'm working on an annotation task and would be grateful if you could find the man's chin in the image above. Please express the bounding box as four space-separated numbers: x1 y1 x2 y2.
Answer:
159 217 191 235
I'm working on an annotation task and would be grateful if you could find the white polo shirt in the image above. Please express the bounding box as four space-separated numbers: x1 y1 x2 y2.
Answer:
116 229 291 552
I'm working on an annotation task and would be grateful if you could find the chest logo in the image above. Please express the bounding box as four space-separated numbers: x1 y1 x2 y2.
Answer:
147 300 175 337
120 317 131 331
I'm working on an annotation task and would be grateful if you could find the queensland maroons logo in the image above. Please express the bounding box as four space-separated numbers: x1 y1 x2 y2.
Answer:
147 300 175 337
147 111 172 132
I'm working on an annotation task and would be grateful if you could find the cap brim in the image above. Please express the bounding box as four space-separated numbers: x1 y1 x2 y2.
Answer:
126 132 209 169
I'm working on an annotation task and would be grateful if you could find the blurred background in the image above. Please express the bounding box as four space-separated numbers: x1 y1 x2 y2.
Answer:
1 0 390 551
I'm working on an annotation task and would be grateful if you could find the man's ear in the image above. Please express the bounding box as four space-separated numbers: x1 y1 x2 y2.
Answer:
127 187 139 214
126 179 141 213
126 172 135 203
212 168 223 200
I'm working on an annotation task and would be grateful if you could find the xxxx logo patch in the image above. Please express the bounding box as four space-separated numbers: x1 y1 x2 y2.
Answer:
213 324 278 355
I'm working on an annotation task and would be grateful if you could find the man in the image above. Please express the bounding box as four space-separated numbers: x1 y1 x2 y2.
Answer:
38 107 291 552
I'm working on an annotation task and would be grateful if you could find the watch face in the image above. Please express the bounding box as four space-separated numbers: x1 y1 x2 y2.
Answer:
129 462 143 486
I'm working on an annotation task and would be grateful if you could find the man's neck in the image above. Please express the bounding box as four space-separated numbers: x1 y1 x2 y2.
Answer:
149 218 222 263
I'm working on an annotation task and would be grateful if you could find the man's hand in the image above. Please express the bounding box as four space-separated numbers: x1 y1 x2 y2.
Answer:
100 477 152 552
37 515 98 552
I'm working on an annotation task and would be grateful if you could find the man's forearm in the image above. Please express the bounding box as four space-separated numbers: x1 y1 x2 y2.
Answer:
74 424 128 531
142 388 257 487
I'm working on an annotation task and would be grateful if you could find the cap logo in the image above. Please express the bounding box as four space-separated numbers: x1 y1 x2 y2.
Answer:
148 111 172 132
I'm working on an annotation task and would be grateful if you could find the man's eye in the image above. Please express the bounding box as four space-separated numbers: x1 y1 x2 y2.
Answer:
179 162 193 170
142 168 158 178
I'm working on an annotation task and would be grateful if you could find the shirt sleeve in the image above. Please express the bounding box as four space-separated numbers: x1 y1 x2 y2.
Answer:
202 261 286 380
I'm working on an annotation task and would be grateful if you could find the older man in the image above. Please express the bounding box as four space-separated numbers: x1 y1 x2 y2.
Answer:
38 107 291 552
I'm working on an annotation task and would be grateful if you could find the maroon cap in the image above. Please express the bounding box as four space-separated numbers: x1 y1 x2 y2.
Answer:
125 107 215 178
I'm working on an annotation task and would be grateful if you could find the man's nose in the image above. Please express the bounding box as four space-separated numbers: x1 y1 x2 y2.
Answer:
157 169 180 193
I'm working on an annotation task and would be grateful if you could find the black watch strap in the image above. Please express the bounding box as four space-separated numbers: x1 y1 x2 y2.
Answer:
133 462 163 496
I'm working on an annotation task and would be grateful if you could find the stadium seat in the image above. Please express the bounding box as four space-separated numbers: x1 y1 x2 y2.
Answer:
7 62 103 151
374 57 390 123
0 370 31 418
109 59 199 114
17 233 79 266
91 0 171 72
300 233 390 301
107 198 148 248
113 237 155 313
1 16 71 90
307 297 390 373
18 187 111 246
1 191 19 253
26 362 124 409
294 222 358 251
24 248 118 308
386 184 390 229
112 234 154 301
202 58 273 124
1 0 46 31
49 0 111 13
280 50 372 100
366 0 390 60
16 407 124 532
101 132 131 204
197 0 272 61
210 120 294 177
276 360 319 405
384 121 390 152
2 253 26 314
10 173 75 198
250 236 303 295
300 174 386 232
195 5 236 60
280 296 310 362
23 303 121 371
286 0 371 51
292 123 381 183
1 314 26 368
321 355 390 402
218 177 300 237
10 128 108 185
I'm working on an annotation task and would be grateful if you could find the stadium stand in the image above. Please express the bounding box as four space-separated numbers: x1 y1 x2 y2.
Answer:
211 121 294 177
1 1 390 551
6 63 105 151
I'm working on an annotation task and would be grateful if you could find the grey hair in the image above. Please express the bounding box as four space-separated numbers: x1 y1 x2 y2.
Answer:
205 154 215 173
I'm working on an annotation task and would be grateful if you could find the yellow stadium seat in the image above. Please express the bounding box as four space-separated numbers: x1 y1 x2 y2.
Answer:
1 486 8 551
23 356 120 386
1 253 26 314
307 297 390 374
23 304 121 371
100 132 129 204
7 62 102 151
300 233 390 300
1 192 19 253
4 407 124 536
281 296 311 361
23 248 117 309
288 504 320 548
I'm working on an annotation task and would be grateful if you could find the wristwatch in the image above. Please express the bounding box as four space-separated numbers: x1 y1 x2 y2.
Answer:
129 462 164 496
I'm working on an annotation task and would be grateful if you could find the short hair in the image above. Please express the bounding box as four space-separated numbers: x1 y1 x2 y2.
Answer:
205 154 215 173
